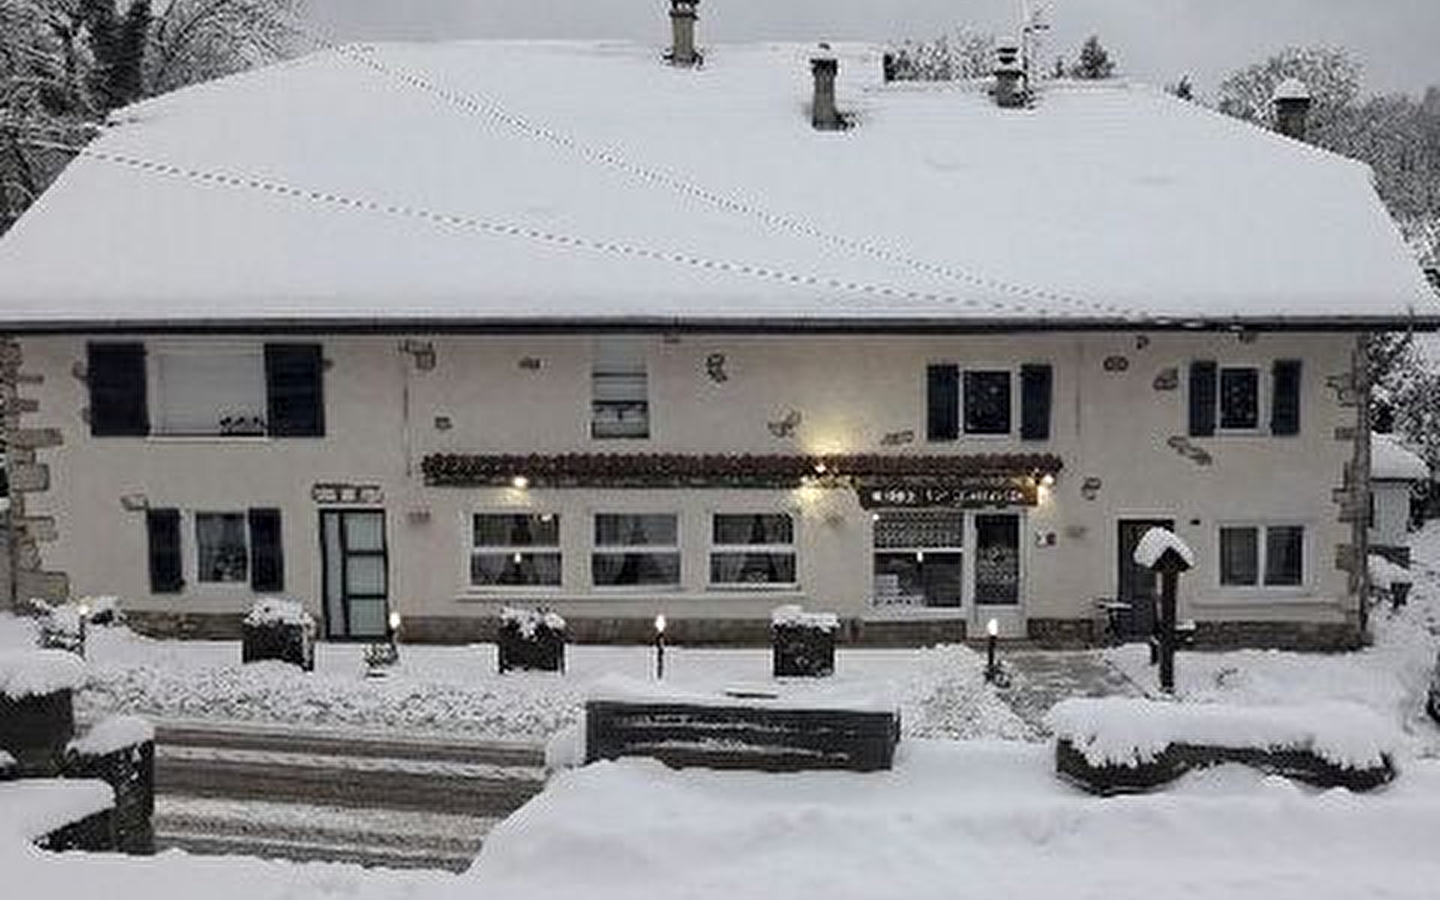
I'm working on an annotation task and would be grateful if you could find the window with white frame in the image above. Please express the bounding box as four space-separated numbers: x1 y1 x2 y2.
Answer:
471 513 561 587
872 511 964 608
195 512 249 583
153 346 267 436
592 339 649 439
592 513 679 587
1218 366 1260 431
1219 524 1304 588
710 513 796 587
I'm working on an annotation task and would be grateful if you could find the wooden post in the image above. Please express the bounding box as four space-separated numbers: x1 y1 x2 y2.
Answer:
1158 569 1178 693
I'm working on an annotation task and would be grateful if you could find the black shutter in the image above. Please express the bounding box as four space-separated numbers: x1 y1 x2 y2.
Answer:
1188 361 1218 437
146 509 183 594
927 364 959 442
1271 359 1302 436
1020 364 1053 441
249 508 284 592
88 343 149 436
265 344 325 437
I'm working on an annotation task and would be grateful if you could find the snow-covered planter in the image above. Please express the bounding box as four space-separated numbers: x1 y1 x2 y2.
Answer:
241 599 317 672
498 607 567 674
0 749 16 781
1369 555 1413 609
771 605 839 678
1048 697 1397 795
0 650 85 776
33 601 86 657
64 715 156 855
82 596 126 627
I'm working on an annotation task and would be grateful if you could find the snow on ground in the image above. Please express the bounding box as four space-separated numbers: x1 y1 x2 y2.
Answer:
0 616 1027 742
1106 520 1440 754
460 741 1440 900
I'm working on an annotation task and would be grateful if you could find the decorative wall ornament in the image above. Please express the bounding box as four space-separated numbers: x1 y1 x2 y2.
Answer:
1166 436 1213 466
434 415 453 431
1152 367 1179 391
518 357 544 371
312 483 385 505
119 494 149 512
1103 355 1130 373
1080 477 1102 500
704 353 729 383
400 340 436 371
767 410 802 439
1134 335 1151 350
880 429 916 447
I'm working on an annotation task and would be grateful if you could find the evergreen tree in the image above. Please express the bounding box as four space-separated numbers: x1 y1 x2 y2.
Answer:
1169 76 1194 101
1070 35 1115 80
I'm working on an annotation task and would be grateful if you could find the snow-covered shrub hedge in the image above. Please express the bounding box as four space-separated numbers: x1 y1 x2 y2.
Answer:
498 607 566 674
772 605 838 678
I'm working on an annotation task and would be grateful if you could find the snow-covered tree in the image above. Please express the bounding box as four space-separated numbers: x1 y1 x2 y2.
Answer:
885 27 995 82
145 0 299 97
1069 35 1114 80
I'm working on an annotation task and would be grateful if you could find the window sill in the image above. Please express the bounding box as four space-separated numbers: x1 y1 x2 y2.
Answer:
863 607 967 621
1193 591 1335 607
707 583 801 592
147 435 272 444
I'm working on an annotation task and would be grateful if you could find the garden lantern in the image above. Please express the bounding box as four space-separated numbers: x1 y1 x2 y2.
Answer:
985 618 999 683
655 614 667 680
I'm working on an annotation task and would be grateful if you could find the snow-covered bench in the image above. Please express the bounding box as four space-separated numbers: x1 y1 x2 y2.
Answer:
1049 698 1396 795
585 678 900 772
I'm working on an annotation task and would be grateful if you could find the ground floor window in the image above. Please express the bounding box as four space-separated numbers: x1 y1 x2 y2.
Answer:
593 513 681 587
1220 524 1304 588
472 513 561 587
196 512 248 583
872 511 965 608
710 513 796 587
872 510 1022 609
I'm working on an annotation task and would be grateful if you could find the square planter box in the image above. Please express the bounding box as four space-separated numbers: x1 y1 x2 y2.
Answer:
772 624 836 678
241 622 315 671
0 689 76 777
498 622 566 673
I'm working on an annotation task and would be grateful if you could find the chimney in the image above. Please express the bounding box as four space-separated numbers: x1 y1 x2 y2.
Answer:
811 45 842 131
993 43 1026 108
668 0 700 67
1272 77 1312 141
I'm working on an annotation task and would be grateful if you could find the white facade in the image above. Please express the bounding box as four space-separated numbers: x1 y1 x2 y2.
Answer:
13 329 1362 645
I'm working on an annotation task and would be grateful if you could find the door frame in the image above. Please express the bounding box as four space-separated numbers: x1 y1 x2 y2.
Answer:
319 508 390 641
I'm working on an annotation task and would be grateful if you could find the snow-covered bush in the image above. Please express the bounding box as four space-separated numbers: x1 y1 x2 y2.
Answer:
772 605 839 678
241 598 316 672
498 607 566 674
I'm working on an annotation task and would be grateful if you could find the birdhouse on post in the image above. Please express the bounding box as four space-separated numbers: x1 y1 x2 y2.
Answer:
1132 527 1194 694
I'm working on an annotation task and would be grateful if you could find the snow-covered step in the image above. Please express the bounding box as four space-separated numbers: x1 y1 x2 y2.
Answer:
156 745 544 816
153 718 543 768
154 795 494 871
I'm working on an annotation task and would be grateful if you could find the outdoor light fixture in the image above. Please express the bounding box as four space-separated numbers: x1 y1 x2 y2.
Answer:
813 460 828 475
511 475 530 490
513 552 524 564
387 611 402 641
655 614 667 681
1040 473 1056 488
985 618 1000 684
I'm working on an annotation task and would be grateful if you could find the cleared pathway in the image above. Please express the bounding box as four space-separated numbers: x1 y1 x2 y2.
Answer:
997 648 1146 734
152 719 545 871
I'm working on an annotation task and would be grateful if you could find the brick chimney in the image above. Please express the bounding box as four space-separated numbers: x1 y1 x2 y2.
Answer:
1272 77 1313 141
668 0 700 67
993 43 1026 109
811 45 842 131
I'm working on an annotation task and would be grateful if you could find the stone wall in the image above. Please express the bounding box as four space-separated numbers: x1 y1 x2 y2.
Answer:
1 337 68 609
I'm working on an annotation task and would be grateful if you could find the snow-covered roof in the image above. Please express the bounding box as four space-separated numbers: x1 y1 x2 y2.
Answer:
0 41 1434 330
1372 433 1429 481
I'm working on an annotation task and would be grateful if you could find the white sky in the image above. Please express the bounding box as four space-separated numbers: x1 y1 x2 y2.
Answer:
305 0 1440 99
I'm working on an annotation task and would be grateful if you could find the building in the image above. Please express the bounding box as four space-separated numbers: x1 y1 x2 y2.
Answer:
1369 432 1429 565
0 30 1435 649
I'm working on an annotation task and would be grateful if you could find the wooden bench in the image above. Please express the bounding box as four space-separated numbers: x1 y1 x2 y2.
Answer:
585 700 900 772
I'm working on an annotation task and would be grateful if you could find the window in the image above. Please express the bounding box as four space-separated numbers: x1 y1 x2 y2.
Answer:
1220 525 1304 588
872 511 963 608
472 513 561 587
154 348 267 436
196 513 249 583
1219 367 1260 431
964 371 1012 435
593 514 680 587
710 513 796 587
592 339 649 439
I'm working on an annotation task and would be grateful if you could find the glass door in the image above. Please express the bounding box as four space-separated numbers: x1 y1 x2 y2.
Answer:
321 510 389 640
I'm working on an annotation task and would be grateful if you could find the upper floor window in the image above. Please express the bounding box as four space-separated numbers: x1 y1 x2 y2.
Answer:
472 513 561 587
593 513 679 587
710 513 797 588
592 339 649 439
927 364 1051 442
1189 360 1301 438
88 342 325 438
